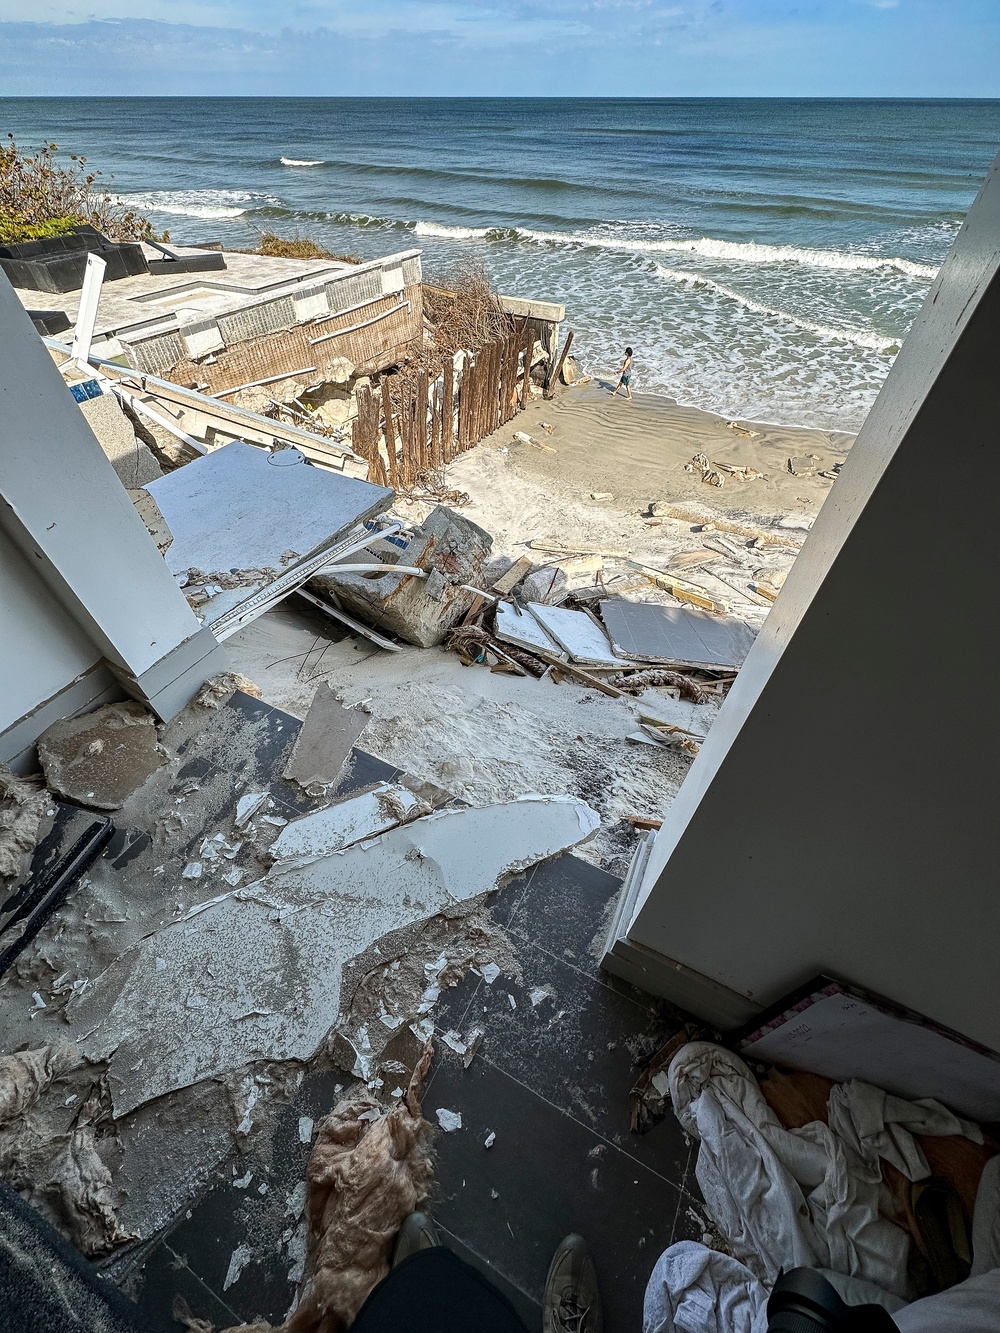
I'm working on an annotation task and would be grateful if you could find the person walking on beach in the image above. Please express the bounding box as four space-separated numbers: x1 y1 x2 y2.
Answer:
611 347 633 400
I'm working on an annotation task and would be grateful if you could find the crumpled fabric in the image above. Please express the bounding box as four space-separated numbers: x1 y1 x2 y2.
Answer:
668 1042 983 1300
643 1241 768 1333
647 1124 1000 1333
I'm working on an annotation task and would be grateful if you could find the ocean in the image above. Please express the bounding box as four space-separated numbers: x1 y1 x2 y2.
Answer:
3 97 998 431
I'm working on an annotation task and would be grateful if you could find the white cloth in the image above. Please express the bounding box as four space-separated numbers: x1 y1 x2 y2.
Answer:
644 1130 1000 1333
643 1241 768 1333
667 1042 983 1300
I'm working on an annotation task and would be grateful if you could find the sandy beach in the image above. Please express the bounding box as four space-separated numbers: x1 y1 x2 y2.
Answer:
455 379 854 532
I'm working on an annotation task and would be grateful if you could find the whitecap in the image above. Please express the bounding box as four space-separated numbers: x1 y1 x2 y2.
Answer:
514 227 938 279
280 157 325 167
412 221 494 240
117 189 275 221
654 266 902 352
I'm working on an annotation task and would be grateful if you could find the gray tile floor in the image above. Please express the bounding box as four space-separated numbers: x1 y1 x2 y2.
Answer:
111 697 700 1332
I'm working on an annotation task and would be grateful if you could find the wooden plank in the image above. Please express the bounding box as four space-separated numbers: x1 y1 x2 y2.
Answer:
416 368 429 475
442 357 455 461
380 378 399 491
491 554 533 595
430 381 442 469
626 562 730 614
545 329 575 393
457 356 471 452
519 325 533 410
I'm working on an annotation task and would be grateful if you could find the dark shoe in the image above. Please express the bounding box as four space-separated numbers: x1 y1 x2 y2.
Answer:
392 1211 440 1267
543 1233 601 1333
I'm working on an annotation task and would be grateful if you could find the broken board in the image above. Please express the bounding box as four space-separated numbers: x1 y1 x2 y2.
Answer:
600 598 756 671
494 601 565 659
147 441 392 578
284 683 370 788
525 602 624 668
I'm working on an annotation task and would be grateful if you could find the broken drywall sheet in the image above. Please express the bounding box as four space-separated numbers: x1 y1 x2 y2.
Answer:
71 795 599 1117
284 684 370 789
36 702 166 811
270 783 427 863
146 440 392 580
525 603 625 668
494 601 564 659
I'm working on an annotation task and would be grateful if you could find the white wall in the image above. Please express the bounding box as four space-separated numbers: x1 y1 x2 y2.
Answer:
0 530 101 733
607 151 1000 1054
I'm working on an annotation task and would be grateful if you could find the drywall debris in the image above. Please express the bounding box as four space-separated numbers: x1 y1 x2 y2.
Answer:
224 1242 253 1291
283 683 370 789
526 603 623 668
235 792 269 827
601 599 756 671
436 1108 462 1132
479 963 501 985
484 1131 496 1149
0 766 49 885
298 1117 314 1145
495 601 564 658
270 783 427 863
36 702 166 811
182 862 202 880
195 673 263 709
529 987 554 1007
72 795 599 1116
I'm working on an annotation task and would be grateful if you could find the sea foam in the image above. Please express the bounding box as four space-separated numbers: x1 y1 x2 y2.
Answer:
655 267 901 352
281 157 326 167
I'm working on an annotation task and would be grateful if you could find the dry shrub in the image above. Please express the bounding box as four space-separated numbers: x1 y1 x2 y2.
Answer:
255 230 360 263
0 135 158 244
422 261 514 357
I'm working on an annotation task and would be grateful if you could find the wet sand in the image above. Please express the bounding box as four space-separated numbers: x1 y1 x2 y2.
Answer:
491 381 855 525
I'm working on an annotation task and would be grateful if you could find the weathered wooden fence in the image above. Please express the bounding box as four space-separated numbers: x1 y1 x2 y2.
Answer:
351 324 536 490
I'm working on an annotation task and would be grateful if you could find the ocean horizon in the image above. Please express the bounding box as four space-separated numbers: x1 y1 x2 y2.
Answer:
4 96 998 431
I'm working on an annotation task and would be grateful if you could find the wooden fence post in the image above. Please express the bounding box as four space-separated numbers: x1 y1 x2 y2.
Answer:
442 357 455 461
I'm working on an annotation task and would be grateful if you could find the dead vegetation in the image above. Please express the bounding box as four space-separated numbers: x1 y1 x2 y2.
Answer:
422 262 515 359
253 230 360 264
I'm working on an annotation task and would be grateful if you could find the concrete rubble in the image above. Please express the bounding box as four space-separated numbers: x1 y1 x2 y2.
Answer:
35 702 166 812
284 684 371 790
311 505 493 648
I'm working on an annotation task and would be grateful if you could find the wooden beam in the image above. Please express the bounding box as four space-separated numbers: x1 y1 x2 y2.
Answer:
545 329 574 394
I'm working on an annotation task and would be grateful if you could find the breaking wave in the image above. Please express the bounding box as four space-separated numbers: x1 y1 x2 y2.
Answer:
280 157 326 167
655 266 901 352
412 220 518 241
118 189 278 220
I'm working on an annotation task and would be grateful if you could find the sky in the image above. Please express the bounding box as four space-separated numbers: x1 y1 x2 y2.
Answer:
0 0 996 97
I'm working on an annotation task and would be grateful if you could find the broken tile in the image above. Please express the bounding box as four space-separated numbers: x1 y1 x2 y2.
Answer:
494 601 564 658
525 603 623 668
36 702 166 810
283 684 370 789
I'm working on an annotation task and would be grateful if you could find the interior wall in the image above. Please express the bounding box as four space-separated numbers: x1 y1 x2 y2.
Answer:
616 152 1000 1053
0 528 101 737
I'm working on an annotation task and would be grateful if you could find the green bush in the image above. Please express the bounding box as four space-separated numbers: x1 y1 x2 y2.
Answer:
0 136 159 243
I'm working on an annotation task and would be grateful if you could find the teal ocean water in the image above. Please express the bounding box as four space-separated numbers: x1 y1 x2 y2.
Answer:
3 97 998 429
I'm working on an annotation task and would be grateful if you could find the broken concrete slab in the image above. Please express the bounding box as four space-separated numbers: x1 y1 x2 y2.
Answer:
494 601 565 659
599 598 757 670
36 702 166 811
283 684 370 789
270 783 427 862
80 392 163 490
519 566 568 605
526 603 624 668
310 505 493 648
71 795 599 1117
